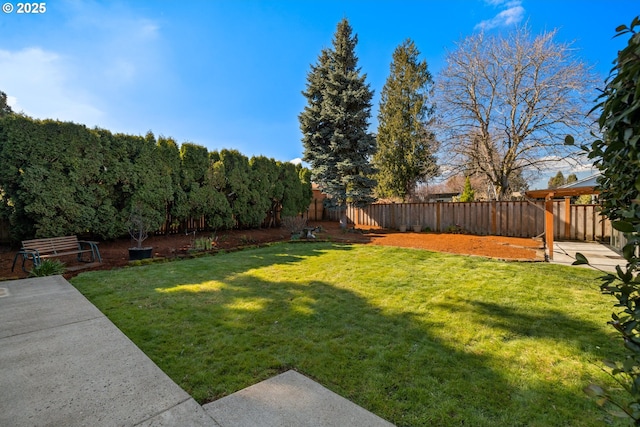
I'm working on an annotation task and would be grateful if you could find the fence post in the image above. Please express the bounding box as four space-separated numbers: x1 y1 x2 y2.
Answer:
491 201 497 235
391 203 396 230
564 197 571 240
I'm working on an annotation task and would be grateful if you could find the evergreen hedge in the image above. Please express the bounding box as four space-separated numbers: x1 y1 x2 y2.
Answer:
0 115 311 242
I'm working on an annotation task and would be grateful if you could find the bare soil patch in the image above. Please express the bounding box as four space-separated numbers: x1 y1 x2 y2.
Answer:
0 221 543 281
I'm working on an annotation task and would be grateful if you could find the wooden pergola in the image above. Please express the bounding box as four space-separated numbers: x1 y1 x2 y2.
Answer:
525 185 599 260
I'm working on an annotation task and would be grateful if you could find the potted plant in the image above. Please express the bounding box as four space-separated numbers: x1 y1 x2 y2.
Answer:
398 224 407 232
413 224 422 233
128 205 153 260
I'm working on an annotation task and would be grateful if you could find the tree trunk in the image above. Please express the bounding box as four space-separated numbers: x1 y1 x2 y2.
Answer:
339 206 348 229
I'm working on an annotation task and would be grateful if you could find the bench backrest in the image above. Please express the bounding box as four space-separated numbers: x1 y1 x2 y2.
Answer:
21 236 80 255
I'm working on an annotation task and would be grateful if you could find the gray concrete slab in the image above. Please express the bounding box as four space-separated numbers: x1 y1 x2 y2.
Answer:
0 275 104 338
136 399 221 427
0 275 395 427
204 370 395 427
0 275 218 427
550 241 625 273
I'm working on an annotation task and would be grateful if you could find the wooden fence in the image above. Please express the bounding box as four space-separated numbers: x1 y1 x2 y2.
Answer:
325 201 611 241
0 200 610 244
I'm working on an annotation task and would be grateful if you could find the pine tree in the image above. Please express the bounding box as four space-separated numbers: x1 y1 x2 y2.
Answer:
299 18 376 228
459 176 475 202
547 171 566 189
374 39 438 201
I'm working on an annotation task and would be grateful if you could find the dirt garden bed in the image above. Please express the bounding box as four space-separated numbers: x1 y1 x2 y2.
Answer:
0 221 544 281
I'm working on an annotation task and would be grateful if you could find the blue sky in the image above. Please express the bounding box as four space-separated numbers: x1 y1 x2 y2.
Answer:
0 0 636 188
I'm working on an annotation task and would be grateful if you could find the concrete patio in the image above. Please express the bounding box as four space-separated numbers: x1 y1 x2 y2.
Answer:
550 240 625 273
0 275 394 427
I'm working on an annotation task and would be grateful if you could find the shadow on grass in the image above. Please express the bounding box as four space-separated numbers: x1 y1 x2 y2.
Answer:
436 300 619 359
72 243 615 427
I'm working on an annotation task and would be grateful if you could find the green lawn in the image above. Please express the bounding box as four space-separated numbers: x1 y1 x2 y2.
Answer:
71 242 626 426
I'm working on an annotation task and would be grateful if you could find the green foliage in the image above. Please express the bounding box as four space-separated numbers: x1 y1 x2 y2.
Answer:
459 177 475 202
29 259 66 277
0 113 312 241
547 171 578 189
300 18 377 225
280 162 312 217
548 171 566 189
157 136 188 225
374 39 439 200
0 116 117 239
180 143 209 187
250 155 281 226
576 194 594 205
444 224 466 234
127 132 174 236
193 235 216 251
217 149 262 228
572 17 640 423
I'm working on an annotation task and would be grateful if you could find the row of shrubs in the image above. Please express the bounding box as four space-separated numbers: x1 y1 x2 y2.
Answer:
0 115 312 242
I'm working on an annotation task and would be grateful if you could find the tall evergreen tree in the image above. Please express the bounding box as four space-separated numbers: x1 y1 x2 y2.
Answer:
374 39 438 201
547 171 566 189
459 176 475 202
299 18 376 228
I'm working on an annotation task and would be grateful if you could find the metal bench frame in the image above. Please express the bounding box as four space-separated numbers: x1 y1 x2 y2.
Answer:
11 236 102 272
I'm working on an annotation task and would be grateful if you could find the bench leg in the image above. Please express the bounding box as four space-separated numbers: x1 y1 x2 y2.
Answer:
11 253 21 272
12 252 37 273
77 243 102 263
91 243 102 263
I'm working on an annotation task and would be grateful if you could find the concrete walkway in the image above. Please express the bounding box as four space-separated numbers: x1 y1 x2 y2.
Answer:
0 275 394 427
550 241 625 273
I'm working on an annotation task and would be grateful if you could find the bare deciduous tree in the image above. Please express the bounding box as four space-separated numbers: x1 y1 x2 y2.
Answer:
436 26 597 200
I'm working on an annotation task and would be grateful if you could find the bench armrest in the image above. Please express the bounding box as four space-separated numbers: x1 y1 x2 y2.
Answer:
78 240 102 263
20 247 41 257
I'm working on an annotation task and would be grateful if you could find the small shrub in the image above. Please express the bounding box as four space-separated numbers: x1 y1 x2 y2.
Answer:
29 259 66 277
444 224 466 234
239 235 257 245
193 234 217 251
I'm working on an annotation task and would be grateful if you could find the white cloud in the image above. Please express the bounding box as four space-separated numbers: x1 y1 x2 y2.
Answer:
290 158 303 165
475 0 525 31
526 154 594 173
0 47 104 125
0 3 166 130
6 95 18 109
525 154 598 189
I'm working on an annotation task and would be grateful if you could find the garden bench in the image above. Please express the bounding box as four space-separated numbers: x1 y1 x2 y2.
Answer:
11 235 102 272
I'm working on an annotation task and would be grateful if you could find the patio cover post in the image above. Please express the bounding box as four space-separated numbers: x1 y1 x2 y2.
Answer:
546 193 555 260
525 177 600 262
564 196 571 240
